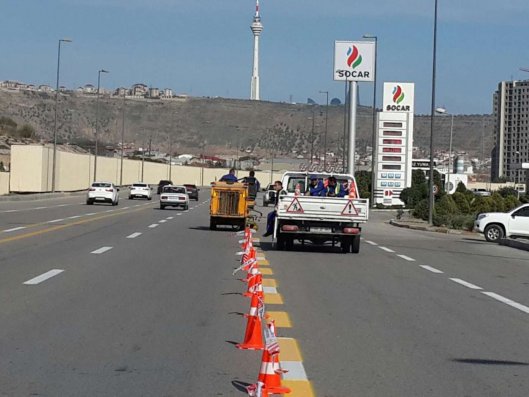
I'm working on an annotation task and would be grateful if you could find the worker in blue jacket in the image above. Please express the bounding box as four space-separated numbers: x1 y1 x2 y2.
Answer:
306 175 325 196
323 176 346 197
219 168 238 182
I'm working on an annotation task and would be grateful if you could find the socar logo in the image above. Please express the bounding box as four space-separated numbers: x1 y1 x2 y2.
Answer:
346 46 362 69
392 85 405 104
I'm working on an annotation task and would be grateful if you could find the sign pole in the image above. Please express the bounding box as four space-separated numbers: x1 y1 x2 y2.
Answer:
348 81 357 174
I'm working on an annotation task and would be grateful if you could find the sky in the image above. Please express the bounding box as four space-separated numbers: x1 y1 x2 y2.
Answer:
1 0 529 115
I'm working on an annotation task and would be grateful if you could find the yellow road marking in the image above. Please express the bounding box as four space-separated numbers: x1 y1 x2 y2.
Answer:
266 311 292 328
264 293 283 305
258 259 270 266
281 380 315 397
0 205 154 245
262 278 277 287
260 268 274 275
277 338 303 361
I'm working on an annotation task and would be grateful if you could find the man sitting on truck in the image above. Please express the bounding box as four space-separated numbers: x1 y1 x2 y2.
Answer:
240 170 260 200
262 180 286 237
219 168 238 183
323 176 346 197
306 175 325 196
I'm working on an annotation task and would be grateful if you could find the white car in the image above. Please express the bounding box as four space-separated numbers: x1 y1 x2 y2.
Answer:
129 182 152 200
87 182 119 206
474 203 529 242
160 185 189 210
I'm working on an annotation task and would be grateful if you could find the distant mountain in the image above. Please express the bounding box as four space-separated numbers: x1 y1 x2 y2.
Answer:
0 89 494 158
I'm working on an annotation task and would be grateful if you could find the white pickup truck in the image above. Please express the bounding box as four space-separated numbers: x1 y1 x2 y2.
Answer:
474 203 529 242
274 172 369 253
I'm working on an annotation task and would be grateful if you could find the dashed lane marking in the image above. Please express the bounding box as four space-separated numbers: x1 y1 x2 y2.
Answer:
264 294 284 305
3 226 26 233
260 268 274 275
258 259 270 266
23 269 64 285
397 254 416 262
148 224 159 228
127 232 142 239
159 220 167 223
266 311 292 328
262 279 277 287
379 246 395 253
263 286 278 294
166 217 174 220
482 292 529 314
420 265 444 274
91 246 113 254
68 215 81 219
450 278 483 290
48 219 64 223
365 240 378 246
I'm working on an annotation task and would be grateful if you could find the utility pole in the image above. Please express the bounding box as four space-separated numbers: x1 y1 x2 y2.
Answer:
119 89 126 186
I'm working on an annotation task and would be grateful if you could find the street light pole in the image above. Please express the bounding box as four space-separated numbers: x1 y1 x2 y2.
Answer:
94 69 109 182
310 107 315 164
120 88 126 186
319 90 329 170
447 114 454 192
428 0 439 225
363 35 378 207
52 38 72 192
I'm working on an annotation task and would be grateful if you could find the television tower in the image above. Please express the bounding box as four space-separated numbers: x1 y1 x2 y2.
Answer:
250 0 263 100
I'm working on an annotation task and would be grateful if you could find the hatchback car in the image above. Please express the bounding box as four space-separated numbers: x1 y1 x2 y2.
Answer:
184 184 199 201
87 182 119 206
160 185 189 210
262 183 276 207
129 182 152 200
157 180 173 194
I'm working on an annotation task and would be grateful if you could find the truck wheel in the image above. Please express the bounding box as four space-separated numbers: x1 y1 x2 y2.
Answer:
351 236 360 253
276 235 286 250
341 237 351 253
209 219 216 230
484 224 504 243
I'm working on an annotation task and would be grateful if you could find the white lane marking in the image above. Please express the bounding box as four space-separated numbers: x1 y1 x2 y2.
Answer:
85 213 96 216
365 240 378 246
68 215 81 219
281 361 308 381
159 220 167 223
263 286 278 294
379 246 395 253
34 207 47 210
420 265 444 274
57 204 68 207
3 209 18 213
104 209 114 213
23 269 64 285
397 254 416 262
48 219 64 223
91 246 113 254
127 232 142 239
135 204 141 207
166 217 174 220
482 292 529 314
3 226 26 233
177 213 182 216
450 278 483 290
148 224 159 228
122 206 130 209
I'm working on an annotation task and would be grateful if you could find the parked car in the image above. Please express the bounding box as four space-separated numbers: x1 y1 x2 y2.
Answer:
129 182 152 200
157 180 173 194
160 185 189 210
262 183 276 207
87 182 119 206
472 188 491 197
184 184 199 201
474 203 529 242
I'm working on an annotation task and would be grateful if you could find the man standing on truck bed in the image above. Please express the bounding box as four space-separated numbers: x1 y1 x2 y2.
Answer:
262 180 286 237
240 170 260 201
219 168 238 182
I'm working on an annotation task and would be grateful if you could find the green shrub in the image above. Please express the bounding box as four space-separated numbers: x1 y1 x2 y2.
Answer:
450 214 475 230
471 196 494 214
413 199 429 220
456 181 467 193
433 213 451 227
489 192 505 212
498 186 519 198
504 195 521 211
452 192 471 214
435 195 460 217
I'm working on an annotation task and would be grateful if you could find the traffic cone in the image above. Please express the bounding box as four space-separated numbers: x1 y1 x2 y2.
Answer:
253 321 291 394
237 293 264 350
246 381 269 397
244 272 263 298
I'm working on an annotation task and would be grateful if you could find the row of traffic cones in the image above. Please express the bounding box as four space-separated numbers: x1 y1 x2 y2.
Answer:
234 227 291 396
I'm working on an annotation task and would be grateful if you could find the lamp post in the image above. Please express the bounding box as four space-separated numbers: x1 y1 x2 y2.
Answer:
428 0 439 225
319 90 329 170
363 34 378 208
119 88 126 186
52 38 72 192
435 107 454 192
94 69 109 182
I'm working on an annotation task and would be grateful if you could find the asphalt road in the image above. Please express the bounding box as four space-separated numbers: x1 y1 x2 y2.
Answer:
1 192 529 396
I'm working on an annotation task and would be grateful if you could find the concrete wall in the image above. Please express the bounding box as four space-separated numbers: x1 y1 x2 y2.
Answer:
9 145 285 193
0 172 9 195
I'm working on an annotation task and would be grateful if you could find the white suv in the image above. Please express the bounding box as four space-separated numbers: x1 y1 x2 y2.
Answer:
129 182 152 200
87 182 119 206
474 204 529 242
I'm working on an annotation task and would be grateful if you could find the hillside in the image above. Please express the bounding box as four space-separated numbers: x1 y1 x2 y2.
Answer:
0 89 494 159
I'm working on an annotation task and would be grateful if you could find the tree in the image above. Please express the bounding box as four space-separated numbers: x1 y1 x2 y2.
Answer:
455 181 467 193
17 124 35 138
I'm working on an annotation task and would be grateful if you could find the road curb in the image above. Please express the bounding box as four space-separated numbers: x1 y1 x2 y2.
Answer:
389 219 472 235
0 191 86 202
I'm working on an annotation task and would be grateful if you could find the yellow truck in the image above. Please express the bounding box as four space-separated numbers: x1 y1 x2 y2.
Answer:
209 182 251 230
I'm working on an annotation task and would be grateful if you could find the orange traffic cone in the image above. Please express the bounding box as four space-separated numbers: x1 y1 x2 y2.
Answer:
256 321 291 394
244 272 263 298
237 293 264 350
246 381 269 397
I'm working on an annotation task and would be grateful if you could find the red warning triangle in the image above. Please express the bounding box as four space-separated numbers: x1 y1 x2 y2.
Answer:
341 199 359 216
286 197 304 213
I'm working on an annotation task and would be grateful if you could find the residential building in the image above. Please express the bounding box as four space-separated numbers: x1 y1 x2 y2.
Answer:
131 83 148 97
148 87 160 99
492 80 529 183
